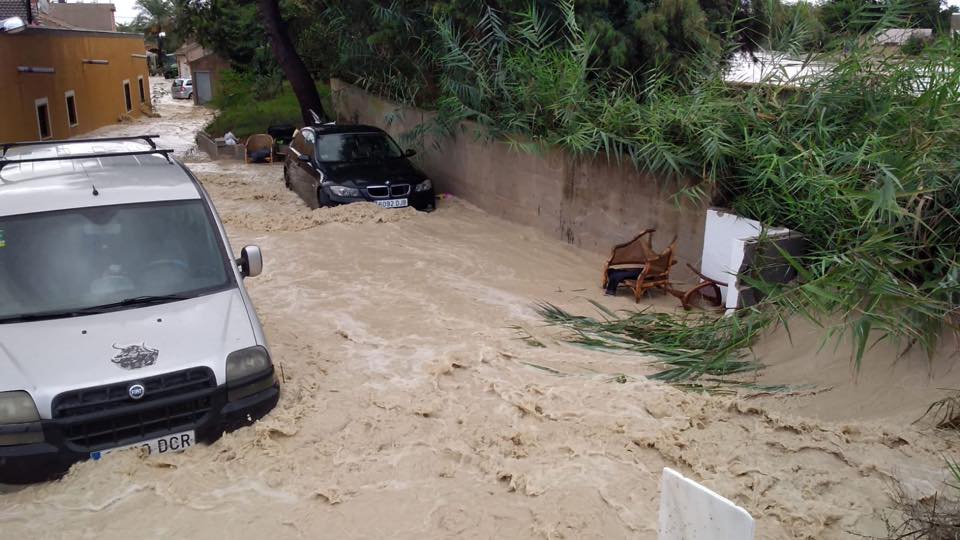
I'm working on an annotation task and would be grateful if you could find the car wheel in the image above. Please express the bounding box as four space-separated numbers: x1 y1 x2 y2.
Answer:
317 187 333 208
283 168 291 190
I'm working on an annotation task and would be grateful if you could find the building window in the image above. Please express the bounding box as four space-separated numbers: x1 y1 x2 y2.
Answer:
123 79 132 112
65 90 78 127
35 98 52 139
137 76 145 104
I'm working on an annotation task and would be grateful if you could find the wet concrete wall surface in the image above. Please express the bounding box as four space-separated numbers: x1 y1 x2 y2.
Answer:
330 80 707 273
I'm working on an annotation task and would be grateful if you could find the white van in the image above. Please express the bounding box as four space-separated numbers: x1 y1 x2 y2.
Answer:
0 136 279 484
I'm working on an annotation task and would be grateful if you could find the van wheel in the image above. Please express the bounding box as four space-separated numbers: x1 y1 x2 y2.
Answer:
283 169 291 190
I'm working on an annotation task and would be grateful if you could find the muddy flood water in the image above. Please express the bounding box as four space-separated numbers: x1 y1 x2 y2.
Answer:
2 79 959 539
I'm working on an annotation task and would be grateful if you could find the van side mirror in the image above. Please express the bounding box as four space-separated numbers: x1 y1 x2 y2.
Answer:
237 245 262 278
1 17 26 34
403 148 416 157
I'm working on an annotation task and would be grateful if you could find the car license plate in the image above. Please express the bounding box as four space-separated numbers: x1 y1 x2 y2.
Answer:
89 430 195 461
376 198 408 209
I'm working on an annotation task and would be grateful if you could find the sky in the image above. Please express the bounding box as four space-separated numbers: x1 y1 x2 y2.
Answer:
102 0 960 26
105 0 139 25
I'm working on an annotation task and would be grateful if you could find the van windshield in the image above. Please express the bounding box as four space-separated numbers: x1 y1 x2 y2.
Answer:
0 200 233 323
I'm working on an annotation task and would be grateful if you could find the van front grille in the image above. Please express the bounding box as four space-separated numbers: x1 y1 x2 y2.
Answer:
51 367 217 451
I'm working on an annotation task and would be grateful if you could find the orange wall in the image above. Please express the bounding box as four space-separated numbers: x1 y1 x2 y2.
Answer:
0 28 151 143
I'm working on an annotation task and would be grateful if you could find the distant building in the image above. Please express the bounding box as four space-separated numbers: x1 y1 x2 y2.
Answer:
188 51 229 105
724 51 831 89
0 0 151 141
173 41 206 79
2 0 114 30
45 2 116 31
874 28 933 46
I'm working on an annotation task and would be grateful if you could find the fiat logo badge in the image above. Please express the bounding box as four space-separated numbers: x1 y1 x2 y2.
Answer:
128 383 146 400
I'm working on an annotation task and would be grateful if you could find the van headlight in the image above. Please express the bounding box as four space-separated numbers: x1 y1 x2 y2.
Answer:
414 179 432 192
0 391 40 424
226 346 272 381
329 184 360 197
0 391 43 446
226 346 276 401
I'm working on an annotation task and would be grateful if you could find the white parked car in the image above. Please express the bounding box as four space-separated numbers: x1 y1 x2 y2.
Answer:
0 136 279 484
171 78 193 100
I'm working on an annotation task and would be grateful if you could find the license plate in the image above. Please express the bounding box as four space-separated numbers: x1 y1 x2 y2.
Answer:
89 430 195 461
376 198 408 209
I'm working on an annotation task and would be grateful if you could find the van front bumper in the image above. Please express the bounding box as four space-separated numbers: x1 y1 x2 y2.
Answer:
0 381 279 485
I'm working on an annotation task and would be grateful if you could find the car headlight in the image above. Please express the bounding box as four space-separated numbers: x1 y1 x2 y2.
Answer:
0 391 40 424
414 179 432 192
226 346 272 382
329 184 361 197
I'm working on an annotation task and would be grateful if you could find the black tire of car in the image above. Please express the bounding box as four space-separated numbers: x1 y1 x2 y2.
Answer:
283 168 291 190
317 187 333 208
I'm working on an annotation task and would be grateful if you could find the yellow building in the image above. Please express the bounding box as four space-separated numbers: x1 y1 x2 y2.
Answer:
0 27 151 142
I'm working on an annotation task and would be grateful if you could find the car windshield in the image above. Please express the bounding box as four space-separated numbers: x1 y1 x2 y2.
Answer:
172 80 182 88
315 132 403 163
0 200 232 322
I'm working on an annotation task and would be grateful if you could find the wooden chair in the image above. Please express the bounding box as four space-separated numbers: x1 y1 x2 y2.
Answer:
244 133 274 164
601 228 658 290
676 263 724 311
623 238 677 302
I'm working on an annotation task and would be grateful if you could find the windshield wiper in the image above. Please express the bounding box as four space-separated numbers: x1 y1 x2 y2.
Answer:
76 294 194 313
0 294 194 323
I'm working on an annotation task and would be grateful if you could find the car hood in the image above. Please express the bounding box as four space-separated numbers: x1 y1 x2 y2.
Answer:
320 159 425 186
0 288 256 418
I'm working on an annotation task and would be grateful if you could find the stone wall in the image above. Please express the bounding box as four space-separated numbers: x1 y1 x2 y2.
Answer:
330 79 707 270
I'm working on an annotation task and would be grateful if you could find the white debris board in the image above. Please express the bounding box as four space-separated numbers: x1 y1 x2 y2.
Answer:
659 467 755 540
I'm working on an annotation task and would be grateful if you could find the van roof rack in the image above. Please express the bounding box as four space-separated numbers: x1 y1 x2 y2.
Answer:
0 135 173 170
1 134 161 154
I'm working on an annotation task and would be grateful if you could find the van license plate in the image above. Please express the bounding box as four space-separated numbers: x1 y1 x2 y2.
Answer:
89 430 195 461
376 198 408 209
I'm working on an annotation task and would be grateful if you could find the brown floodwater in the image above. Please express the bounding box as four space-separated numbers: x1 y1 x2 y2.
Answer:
2 79 958 539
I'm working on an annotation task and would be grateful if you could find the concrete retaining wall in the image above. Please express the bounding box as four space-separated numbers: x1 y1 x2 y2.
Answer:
330 79 707 269
196 131 244 160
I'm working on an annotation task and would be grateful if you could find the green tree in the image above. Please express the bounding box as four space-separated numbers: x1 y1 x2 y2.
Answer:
635 0 721 79
176 0 262 66
175 0 327 122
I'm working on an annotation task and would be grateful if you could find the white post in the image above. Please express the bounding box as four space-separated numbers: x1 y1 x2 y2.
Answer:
659 468 755 540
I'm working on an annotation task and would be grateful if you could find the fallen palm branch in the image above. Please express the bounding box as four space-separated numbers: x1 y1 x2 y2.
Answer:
916 390 960 429
535 301 774 389
883 458 960 539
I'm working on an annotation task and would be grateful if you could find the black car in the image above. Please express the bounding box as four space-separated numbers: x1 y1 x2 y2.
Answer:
283 124 435 211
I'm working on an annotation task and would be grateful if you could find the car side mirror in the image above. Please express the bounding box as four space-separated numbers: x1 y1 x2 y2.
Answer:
237 245 263 278
298 153 311 163
403 148 416 157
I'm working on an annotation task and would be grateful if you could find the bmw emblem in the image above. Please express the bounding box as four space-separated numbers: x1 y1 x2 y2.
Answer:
128 383 146 400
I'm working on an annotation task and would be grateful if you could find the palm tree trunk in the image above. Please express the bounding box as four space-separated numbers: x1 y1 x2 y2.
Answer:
255 0 327 125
